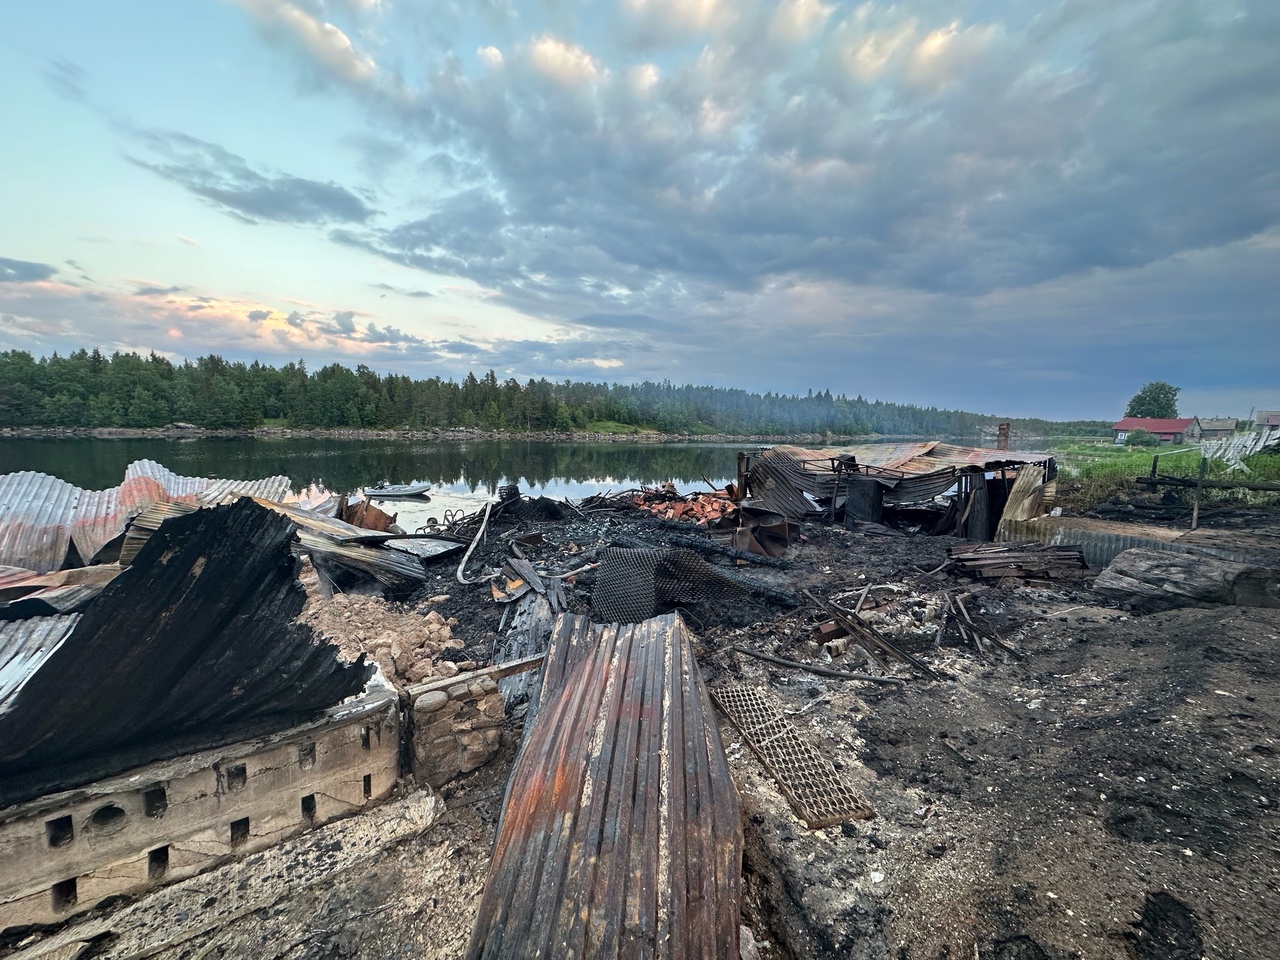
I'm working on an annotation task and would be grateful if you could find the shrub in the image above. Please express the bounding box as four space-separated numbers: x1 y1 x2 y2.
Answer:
1124 428 1160 447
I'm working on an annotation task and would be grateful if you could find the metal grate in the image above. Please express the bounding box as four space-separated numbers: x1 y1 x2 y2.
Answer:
713 684 874 828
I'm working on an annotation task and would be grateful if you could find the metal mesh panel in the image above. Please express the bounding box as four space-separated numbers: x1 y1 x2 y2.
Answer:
713 684 874 828
592 547 662 623
593 547 764 624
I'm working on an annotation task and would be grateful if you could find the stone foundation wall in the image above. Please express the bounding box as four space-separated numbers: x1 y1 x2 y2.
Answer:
410 676 506 788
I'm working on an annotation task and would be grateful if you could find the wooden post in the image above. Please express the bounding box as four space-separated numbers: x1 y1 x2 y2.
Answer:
736 452 748 503
1191 456 1207 530
1150 455 1159 479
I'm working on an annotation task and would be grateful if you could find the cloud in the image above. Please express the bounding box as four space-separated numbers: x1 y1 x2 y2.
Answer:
371 282 434 298
126 127 376 225
16 0 1270 419
234 0 378 86
0 257 58 283
43 58 88 103
528 37 604 87
248 309 272 321
134 284 186 297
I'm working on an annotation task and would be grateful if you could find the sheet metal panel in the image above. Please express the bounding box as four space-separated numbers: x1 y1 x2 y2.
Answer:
3 462 292 574
469 612 741 960
0 499 372 797
70 475 169 564
124 460 291 505
0 472 81 574
0 615 79 713
197 476 292 506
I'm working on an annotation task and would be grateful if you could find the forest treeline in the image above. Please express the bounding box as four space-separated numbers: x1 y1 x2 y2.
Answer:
0 349 1110 438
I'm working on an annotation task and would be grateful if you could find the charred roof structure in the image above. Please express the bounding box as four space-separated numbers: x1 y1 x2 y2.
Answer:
0 498 373 806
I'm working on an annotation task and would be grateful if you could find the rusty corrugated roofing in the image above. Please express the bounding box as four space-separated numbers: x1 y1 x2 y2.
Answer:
124 459 291 505
469 611 741 960
70 475 169 564
0 472 82 574
0 462 293 573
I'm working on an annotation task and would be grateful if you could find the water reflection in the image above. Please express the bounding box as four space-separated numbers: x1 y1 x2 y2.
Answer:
0 437 748 497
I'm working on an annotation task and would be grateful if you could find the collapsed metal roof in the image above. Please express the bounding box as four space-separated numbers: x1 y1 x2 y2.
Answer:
468 611 741 960
0 472 81 574
0 498 373 806
0 461 292 573
750 442 1056 516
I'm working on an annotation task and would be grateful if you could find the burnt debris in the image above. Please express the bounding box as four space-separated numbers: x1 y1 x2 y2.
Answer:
0 498 372 804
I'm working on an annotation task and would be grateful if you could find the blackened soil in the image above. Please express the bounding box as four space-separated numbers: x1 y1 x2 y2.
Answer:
703 518 1280 960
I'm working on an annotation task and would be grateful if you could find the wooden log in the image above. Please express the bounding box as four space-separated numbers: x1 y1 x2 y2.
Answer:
1093 548 1280 611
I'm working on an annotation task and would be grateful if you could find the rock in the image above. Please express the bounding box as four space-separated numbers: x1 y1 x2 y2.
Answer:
414 690 449 714
405 660 435 684
434 660 460 678
1094 548 1280 611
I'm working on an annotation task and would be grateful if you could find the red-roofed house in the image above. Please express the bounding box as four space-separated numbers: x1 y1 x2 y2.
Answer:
1112 417 1197 444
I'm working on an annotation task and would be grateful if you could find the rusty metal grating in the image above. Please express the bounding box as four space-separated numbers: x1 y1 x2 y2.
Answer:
713 684 873 828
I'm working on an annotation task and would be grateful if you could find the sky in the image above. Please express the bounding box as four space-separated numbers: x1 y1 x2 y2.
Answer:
0 0 1276 421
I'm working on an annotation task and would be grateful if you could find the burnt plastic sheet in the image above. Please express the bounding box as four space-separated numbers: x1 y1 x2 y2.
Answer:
0 499 372 797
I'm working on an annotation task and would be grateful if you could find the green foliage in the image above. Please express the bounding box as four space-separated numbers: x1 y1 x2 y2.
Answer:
0 347 1108 438
1124 428 1161 447
1125 381 1180 419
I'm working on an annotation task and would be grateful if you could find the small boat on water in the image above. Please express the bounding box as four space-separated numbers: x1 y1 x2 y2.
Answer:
363 480 433 500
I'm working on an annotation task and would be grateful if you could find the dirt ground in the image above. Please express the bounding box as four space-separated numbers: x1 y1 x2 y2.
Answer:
708 522 1279 959
10 498 1277 959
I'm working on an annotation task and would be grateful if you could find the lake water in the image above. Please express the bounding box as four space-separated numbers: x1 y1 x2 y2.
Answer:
0 435 1055 524
0 437 747 505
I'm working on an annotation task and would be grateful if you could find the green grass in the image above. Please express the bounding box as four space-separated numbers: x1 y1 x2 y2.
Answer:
581 420 658 435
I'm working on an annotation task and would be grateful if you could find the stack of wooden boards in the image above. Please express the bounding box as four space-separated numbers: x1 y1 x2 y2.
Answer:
947 541 1087 579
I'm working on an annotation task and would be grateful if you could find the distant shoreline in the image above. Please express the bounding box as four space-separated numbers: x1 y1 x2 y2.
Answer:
0 425 874 445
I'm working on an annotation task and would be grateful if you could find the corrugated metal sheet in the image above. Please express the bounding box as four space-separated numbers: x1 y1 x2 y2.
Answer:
122 459 210 500
0 499 372 802
0 615 79 713
2 462 292 573
997 516 1252 569
468 612 741 960
197 475 293 506
0 566 38 591
0 583 111 620
0 472 82 574
123 459 291 505
70 475 169 564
